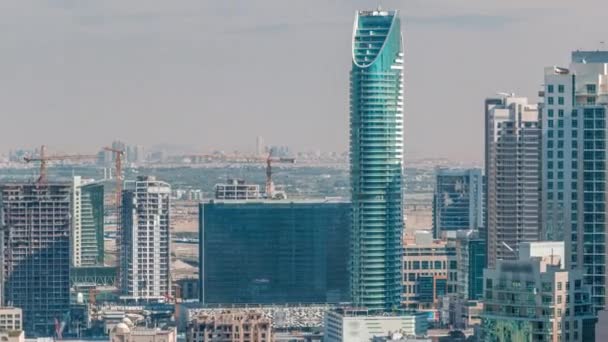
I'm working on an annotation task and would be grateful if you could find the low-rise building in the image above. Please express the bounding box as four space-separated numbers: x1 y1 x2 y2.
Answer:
110 324 177 342
0 308 22 332
482 242 596 341
402 231 457 318
186 310 271 342
324 308 428 342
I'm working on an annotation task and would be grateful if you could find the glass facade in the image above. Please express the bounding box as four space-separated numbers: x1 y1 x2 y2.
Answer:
350 9 404 311
199 200 350 304
433 168 484 238
79 182 104 266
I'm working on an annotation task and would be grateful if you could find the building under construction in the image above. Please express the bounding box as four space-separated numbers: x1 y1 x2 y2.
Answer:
0 183 72 336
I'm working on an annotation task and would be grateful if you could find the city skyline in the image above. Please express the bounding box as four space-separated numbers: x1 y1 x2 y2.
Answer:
1 1 607 162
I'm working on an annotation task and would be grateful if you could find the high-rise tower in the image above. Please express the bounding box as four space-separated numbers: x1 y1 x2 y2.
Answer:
350 8 404 311
541 51 608 311
485 95 541 269
120 176 171 299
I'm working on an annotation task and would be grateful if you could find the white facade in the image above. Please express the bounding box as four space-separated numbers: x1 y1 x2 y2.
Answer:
324 309 427 342
485 95 541 268
0 307 22 331
121 176 171 299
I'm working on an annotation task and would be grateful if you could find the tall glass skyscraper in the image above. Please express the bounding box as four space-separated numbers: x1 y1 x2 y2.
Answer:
350 8 404 311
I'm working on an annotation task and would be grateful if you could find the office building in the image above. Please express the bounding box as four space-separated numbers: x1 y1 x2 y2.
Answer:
402 231 457 315
482 242 596 341
433 168 483 238
120 176 171 300
214 179 261 200
485 95 541 268
541 51 608 311
72 177 104 267
453 230 485 301
0 183 71 336
324 308 427 342
186 311 272 342
199 199 350 304
350 7 404 311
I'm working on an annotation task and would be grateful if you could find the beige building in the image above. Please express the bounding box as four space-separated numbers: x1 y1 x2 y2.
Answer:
186 310 271 342
110 324 177 342
0 331 24 342
483 242 596 341
0 308 22 332
402 231 456 315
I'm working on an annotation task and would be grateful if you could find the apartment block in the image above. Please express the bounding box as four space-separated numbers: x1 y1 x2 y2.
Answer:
120 176 171 300
482 242 595 341
186 311 271 342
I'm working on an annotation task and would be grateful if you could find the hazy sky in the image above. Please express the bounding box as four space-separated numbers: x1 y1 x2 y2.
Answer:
1 0 607 162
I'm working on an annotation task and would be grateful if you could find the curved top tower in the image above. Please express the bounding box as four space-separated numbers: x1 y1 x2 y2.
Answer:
349 9 404 311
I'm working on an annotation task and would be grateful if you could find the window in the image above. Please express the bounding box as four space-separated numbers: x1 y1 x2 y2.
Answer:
558 97 565 105
587 84 596 93
548 97 554 105
548 85 554 93
558 84 565 93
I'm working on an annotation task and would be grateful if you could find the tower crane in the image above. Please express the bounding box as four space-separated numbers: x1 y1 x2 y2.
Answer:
24 145 97 184
264 153 295 199
103 147 125 206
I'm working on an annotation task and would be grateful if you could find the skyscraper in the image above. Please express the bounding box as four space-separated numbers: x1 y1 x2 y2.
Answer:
0 183 71 336
72 176 104 267
433 168 484 238
485 95 541 268
350 8 404 311
541 51 608 311
120 176 171 299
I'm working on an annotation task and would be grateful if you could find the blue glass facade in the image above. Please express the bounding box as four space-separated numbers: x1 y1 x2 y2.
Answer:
433 168 484 238
199 200 350 304
350 9 404 311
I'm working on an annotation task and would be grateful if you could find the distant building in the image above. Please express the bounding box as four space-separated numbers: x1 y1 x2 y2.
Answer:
72 177 104 267
1 183 71 336
120 176 171 300
485 95 541 268
482 242 596 341
199 199 350 304
186 310 271 342
324 308 427 342
433 168 483 238
0 307 22 331
402 231 456 315
110 324 177 342
350 7 405 312
214 179 261 200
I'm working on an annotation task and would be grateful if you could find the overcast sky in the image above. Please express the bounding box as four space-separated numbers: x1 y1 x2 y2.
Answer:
1 0 606 162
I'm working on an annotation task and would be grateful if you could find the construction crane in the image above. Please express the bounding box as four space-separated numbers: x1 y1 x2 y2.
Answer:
264 153 295 199
103 147 125 206
24 145 97 184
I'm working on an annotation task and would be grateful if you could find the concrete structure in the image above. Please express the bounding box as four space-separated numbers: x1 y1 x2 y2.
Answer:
0 307 22 331
0 183 72 336
214 179 260 200
199 199 350 304
186 310 271 342
120 176 171 300
0 331 24 342
596 310 608 341
485 95 541 268
482 242 596 341
72 177 104 267
324 308 427 342
350 7 405 312
541 51 608 311
433 169 483 238
110 324 177 342
402 231 456 317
